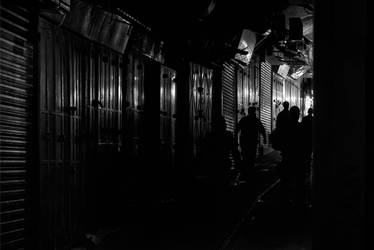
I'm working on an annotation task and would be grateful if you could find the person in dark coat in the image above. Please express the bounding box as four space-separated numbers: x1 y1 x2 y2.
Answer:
276 101 290 133
301 108 313 205
301 107 313 164
275 101 290 151
236 107 267 182
281 106 305 209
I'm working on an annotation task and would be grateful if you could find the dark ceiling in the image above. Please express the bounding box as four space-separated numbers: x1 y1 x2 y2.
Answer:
101 0 290 36
91 0 313 65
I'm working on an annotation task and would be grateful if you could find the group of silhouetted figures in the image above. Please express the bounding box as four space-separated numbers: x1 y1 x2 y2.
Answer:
273 101 313 210
203 101 313 209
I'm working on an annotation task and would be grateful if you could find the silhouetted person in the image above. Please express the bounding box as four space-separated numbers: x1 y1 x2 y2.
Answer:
275 101 290 152
301 108 313 163
236 107 266 182
281 106 306 211
301 107 313 207
276 101 290 131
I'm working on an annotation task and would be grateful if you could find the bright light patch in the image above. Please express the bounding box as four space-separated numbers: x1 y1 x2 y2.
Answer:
291 65 310 79
235 29 256 65
304 95 313 116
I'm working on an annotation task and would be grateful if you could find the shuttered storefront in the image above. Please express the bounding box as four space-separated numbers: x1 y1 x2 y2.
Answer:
248 58 260 114
90 45 124 226
189 63 213 158
39 18 124 248
39 19 87 248
160 66 177 168
260 60 272 143
237 66 250 121
0 3 33 249
222 62 236 132
124 52 145 158
284 78 301 108
289 78 301 108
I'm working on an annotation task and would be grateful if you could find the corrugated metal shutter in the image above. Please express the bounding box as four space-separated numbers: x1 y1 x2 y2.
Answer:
0 3 33 249
189 63 213 158
124 52 145 158
222 62 236 132
39 18 86 248
237 67 250 121
260 60 272 141
39 18 125 247
159 66 177 193
160 66 176 167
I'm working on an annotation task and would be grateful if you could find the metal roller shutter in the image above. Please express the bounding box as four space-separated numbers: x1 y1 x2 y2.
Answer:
124 52 145 158
38 18 125 247
260 60 272 142
189 63 213 158
222 62 236 132
160 66 177 167
0 3 33 249
272 73 284 130
39 19 85 248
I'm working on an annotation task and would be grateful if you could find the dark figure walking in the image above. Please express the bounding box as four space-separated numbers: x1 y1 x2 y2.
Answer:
236 107 266 182
281 106 306 211
301 108 313 164
301 108 313 206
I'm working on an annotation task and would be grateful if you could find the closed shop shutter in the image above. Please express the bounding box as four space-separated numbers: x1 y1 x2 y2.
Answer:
159 66 177 192
0 3 33 249
39 19 87 248
237 67 250 121
124 52 145 158
272 73 284 129
222 62 236 132
39 18 125 248
160 66 177 167
260 60 272 141
189 63 213 158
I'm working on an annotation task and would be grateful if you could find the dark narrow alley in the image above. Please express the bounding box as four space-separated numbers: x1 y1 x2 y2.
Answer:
0 0 367 250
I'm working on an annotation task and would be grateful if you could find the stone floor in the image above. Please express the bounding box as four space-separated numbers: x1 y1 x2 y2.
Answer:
72 150 312 250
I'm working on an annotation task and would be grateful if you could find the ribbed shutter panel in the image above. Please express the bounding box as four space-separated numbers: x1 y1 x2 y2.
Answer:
260 61 272 140
222 62 236 132
0 3 33 249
